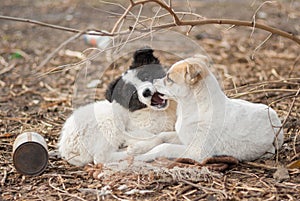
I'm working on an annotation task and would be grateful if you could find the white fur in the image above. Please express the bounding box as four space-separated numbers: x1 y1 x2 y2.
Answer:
134 57 284 162
58 100 178 166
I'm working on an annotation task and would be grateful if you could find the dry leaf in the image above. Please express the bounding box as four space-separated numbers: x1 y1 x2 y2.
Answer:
287 160 300 169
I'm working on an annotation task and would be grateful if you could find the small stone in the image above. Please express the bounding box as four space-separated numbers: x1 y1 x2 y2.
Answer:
87 79 101 88
257 11 268 19
207 195 217 201
273 166 290 182
65 14 73 21
32 99 40 104
117 184 128 191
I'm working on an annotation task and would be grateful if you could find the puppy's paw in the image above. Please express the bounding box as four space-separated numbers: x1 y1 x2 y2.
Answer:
127 141 155 156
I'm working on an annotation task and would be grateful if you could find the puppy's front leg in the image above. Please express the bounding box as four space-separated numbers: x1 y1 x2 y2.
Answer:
127 132 181 155
159 131 181 144
135 143 187 161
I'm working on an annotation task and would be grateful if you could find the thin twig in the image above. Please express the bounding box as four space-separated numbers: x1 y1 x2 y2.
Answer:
99 0 147 19
110 0 299 44
0 10 299 44
251 1 276 38
1 169 7 186
38 29 157 77
251 33 273 59
243 162 277 170
142 19 300 45
38 31 84 68
274 88 300 142
0 15 111 36
110 2 134 34
180 179 228 199
231 88 299 99
48 177 88 201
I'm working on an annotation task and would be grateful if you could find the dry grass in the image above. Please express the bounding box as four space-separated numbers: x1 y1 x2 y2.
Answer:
0 0 299 200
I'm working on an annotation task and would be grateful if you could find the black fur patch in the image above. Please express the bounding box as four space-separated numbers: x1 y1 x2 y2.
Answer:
105 76 121 102
130 47 160 69
106 76 146 112
136 64 166 82
105 47 165 112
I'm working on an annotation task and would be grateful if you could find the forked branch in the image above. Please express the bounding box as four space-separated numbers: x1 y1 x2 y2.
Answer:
0 0 299 45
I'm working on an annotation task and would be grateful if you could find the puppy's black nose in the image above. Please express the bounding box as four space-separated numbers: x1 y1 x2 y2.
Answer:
142 89 152 97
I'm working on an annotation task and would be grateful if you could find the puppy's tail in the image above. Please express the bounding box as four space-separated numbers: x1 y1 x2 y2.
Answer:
130 46 160 69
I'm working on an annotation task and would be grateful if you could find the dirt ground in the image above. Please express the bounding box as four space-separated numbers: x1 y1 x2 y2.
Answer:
0 0 299 200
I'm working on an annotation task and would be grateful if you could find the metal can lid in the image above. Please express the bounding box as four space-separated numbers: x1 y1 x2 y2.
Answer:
13 142 48 176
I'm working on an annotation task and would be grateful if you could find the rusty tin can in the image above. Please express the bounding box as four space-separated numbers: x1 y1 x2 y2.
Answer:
13 132 48 176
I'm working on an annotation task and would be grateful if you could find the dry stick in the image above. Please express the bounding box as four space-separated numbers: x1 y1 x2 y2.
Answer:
150 5 162 40
273 87 300 163
1 169 7 186
288 54 300 77
150 0 181 24
99 0 147 19
231 88 299 99
111 0 300 44
48 177 88 201
251 33 273 59
275 87 300 141
119 4 144 51
251 1 276 38
139 12 205 25
110 2 134 34
180 179 228 199
110 0 187 34
225 78 300 93
143 19 300 45
0 14 299 44
39 29 157 77
0 15 111 36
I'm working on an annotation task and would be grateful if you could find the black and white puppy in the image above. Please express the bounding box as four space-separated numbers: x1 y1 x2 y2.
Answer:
58 48 178 166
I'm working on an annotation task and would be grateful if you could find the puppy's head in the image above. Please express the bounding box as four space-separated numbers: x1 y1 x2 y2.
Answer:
154 55 210 99
106 47 169 112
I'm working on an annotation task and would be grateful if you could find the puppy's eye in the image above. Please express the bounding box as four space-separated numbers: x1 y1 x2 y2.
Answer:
166 74 174 83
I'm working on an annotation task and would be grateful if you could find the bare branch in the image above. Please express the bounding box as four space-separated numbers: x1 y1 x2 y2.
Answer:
0 15 109 37
0 0 299 45
118 4 144 51
110 2 134 34
251 33 273 59
109 0 300 44
135 19 300 45
251 1 276 38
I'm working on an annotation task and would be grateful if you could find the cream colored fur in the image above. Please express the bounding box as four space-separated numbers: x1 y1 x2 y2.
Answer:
133 56 284 162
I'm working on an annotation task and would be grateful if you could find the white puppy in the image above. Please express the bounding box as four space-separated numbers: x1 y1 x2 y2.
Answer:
58 48 179 166
133 55 284 162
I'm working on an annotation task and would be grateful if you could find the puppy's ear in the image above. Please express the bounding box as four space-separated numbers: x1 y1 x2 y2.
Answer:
105 76 121 102
130 46 160 69
193 54 211 66
185 63 202 85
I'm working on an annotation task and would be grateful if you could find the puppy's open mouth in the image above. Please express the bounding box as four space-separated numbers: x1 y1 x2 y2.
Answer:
151 92 168 109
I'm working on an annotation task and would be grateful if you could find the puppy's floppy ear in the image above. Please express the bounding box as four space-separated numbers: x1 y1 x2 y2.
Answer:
105 76 121 102
185 63 202 85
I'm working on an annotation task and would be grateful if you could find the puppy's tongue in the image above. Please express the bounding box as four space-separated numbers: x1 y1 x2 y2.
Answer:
151 92 165 105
